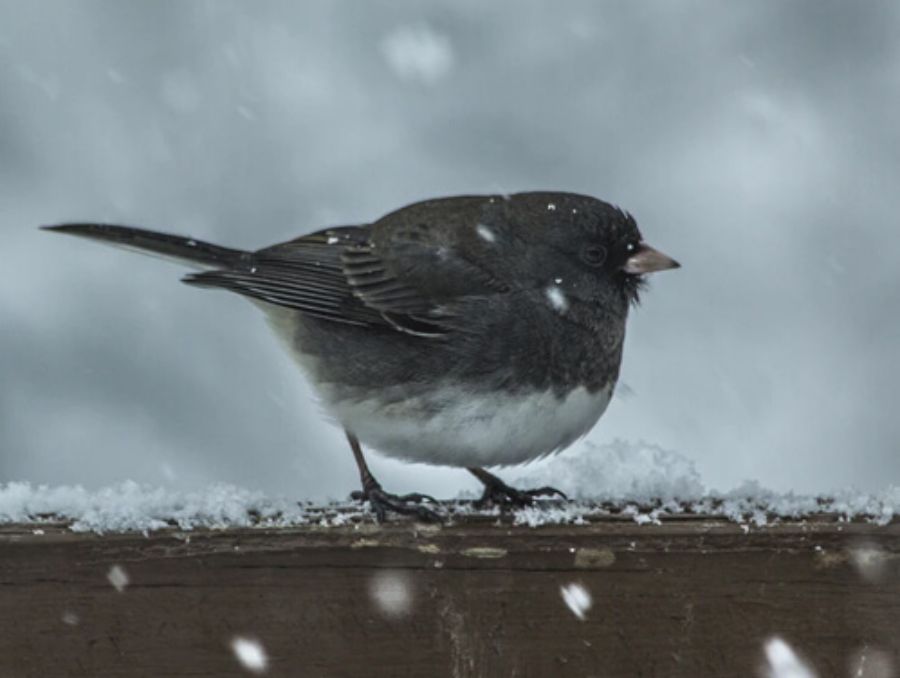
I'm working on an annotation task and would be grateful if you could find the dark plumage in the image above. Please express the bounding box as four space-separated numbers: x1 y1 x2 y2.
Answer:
44 191 679 520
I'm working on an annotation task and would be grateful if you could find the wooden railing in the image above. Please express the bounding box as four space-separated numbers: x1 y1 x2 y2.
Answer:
1 512 898 677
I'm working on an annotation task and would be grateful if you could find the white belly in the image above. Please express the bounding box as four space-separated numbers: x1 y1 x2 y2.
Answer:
259 303 613 467
329 383 614 468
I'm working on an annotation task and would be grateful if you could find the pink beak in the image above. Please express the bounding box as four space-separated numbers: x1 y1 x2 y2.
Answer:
622 243 680 274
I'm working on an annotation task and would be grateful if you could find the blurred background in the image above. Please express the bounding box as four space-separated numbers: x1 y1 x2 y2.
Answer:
2 0 899 500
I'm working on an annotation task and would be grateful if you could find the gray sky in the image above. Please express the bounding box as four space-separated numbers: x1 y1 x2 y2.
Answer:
2 0 899 499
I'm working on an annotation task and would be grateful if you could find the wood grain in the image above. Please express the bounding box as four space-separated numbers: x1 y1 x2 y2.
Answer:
1 515 898 677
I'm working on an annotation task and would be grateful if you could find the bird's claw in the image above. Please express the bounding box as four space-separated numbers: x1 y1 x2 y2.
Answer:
352 484 443 523
475 480 568 508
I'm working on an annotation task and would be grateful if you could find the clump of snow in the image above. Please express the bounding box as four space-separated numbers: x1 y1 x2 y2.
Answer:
107 564 129 592
560 582 592 620
369 571 413 617
511 440 900 527
2 440 900 532
380 24 454 85
0 480 324 533
231 637 268 674
515 439 704 504
61 611 79 626
761 637 817 678
512 503 594 528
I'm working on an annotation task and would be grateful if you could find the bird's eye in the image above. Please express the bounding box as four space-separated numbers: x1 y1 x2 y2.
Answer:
581 245 607 266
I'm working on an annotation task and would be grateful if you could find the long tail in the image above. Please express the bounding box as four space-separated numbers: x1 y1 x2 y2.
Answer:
41 223 249 269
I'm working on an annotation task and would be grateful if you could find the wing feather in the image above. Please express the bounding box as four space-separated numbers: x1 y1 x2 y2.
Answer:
183 225 457 335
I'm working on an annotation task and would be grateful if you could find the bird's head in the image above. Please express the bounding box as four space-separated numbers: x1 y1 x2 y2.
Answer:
490 192 680 308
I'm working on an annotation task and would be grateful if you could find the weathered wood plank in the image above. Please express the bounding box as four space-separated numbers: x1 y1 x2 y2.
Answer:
1 517 898 677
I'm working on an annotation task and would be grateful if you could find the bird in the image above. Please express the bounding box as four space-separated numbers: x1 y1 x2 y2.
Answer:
43 191 679 521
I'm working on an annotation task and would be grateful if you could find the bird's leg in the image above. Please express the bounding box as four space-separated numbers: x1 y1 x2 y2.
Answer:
467 467 567 508
345 431 441 522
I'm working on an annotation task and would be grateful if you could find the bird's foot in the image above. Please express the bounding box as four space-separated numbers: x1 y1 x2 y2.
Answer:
351 481 442 523
474 473 567 509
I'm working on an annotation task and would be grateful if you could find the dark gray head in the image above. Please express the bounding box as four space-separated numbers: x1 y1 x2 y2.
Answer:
496 191 678 304
386 191 679 313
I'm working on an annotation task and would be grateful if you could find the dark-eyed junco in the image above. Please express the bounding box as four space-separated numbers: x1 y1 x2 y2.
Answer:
44 192 679 521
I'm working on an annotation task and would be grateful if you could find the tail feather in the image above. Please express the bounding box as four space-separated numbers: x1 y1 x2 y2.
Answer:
41 223 249 269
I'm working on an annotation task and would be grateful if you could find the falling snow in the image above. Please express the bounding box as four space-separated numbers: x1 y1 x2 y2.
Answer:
231 637 268 674
560 582 592 620
380 24 454 85
848 646 894 678
475 223 496 243
369 571 412 617
545 285 568 313
849 545 889 583
107 564 129 592
762 637 817 678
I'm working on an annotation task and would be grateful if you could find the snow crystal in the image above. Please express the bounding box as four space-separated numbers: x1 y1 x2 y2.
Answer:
762 637 817 678
61 611 79 626
547 203 557 211
231 637 268 674
475 224 496 243
560 582 592 620
369 571 412 617
380 24 454 85
545 285 568 313
107 564 129 593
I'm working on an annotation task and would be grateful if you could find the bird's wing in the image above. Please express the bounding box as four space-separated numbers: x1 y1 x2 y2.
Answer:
182 223 501 337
